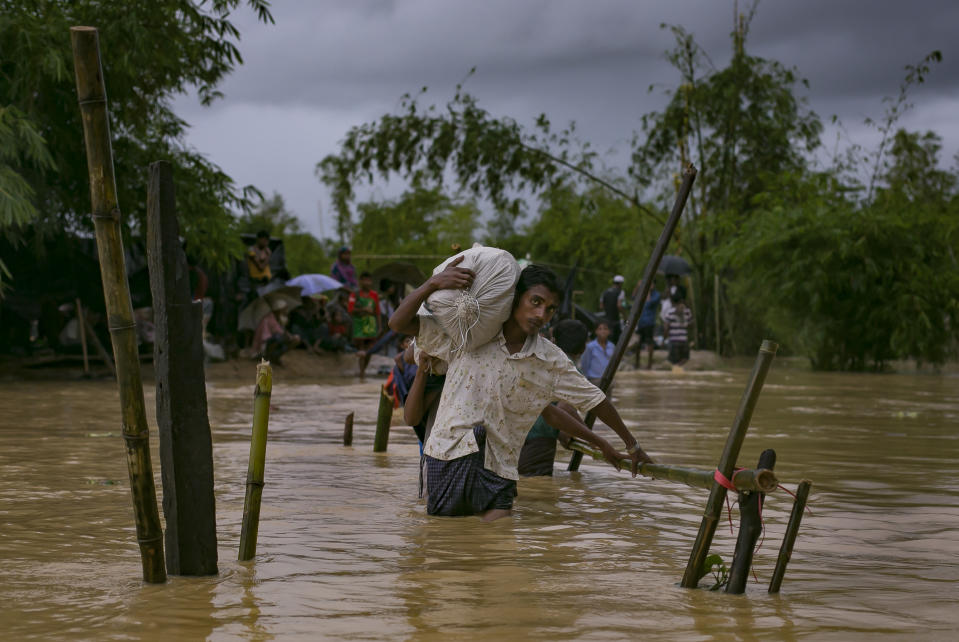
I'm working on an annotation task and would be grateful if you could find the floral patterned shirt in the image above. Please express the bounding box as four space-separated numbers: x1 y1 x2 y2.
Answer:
417 314 606 480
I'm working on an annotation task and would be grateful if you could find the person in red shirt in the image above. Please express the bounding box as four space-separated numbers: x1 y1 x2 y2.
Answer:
348 271 381 379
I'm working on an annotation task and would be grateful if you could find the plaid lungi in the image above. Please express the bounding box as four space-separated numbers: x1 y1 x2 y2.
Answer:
424 425 517 516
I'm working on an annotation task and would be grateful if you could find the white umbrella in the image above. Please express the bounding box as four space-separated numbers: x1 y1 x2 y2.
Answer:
286 273 343 296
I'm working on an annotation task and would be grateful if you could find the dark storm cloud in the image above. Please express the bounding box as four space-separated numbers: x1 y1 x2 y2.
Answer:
173 0 959 235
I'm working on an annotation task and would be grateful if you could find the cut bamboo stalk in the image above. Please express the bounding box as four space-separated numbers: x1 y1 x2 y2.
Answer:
768 479 812 594
75 298 90 375
70 26 165 583
239 360 273 562
565 440 777 493
569 164 697 471
680 339 778 589
373 385 392 452
343 411 354 446
726 448 776 594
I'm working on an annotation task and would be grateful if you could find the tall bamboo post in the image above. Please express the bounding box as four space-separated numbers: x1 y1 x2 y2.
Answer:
714 273 721 355
70 26 165 583
373 385 393 452
239 360 273 561
568 164 697 471
680 339 778 588
75 298 90 375
726 448 776 594
768 480 812 593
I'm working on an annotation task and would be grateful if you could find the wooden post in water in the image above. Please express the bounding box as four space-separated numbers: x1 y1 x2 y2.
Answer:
239 360 273 561
726 448 776 594
768 480 812 594
343 412 354 446
147 160 218 576
70 26 166 583
569 164 696 471
680 339 778 588
75 298 90 375
373 385 392 452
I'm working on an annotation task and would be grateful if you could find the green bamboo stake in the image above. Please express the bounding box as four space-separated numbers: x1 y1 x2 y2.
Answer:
239 360 273 561
70 26 165 583
373 385 393 452
768 480 812 593
680 339 778 588
565 440 778 493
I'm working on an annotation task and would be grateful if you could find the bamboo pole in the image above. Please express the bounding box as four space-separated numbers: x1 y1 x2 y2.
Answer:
565 440 777 493
714 273 721 355
343 411 354 446
726 448 776 594
75 298 90 375
373 385 392 452
768 480 812 594
239 360 273 562
680 339 778 588
569 164 697 471
70 26 165 583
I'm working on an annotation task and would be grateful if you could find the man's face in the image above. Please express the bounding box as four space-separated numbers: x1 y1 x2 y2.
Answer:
256 236 269 249
512 285 558 336
359 276 372 290
596 323 611 342
340 250 352 263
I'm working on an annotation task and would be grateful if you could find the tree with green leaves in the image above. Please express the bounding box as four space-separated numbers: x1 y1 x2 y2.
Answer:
349 187 480 276
0 0 273 296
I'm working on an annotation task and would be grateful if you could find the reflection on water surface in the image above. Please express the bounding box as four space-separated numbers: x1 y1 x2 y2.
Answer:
1 368 957 640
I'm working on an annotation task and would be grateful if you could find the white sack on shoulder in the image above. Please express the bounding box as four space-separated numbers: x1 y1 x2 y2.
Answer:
421 245 519 356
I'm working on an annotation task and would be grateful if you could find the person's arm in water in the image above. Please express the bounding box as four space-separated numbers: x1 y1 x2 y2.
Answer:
389 256 475 335
404 352 442 426
590 398 654 474
541 404 625 470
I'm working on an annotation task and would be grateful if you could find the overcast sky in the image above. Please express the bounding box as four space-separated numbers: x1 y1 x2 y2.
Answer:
172 0 959 239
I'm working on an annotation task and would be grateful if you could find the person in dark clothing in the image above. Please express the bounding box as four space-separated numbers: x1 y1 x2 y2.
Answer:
517 319 589 477
600 274 627 345
634 284 661 369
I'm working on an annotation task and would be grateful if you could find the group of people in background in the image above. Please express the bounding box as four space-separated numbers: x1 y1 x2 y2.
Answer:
600 272 694 372
246 239 401 376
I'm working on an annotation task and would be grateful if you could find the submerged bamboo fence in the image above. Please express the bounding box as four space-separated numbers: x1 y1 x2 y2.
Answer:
70 26 165 583
680 339 778 588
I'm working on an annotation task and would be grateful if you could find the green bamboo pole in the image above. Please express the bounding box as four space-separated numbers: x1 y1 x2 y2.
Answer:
569 164 697 471
373 385 393 452
565 440 777 493
70 26 165 584
239 360 273 561
680 339 778 589
768 479 812 593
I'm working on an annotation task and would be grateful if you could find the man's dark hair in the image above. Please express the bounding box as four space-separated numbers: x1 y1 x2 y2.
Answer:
360 271 372 279
514 264 562 304
594 319 610 330
553 319 588 356
256 229 270 239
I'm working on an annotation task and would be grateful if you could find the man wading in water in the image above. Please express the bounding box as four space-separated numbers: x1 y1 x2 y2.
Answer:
389 259 654 521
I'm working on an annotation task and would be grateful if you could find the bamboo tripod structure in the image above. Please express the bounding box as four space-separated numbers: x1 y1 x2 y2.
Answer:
71 26 165 583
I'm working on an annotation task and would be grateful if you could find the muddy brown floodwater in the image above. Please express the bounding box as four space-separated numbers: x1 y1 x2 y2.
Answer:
1 366 957 640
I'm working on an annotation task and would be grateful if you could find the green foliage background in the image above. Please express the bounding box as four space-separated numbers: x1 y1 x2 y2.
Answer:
3 2 957 370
